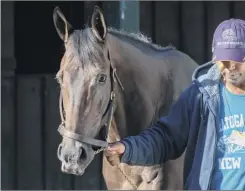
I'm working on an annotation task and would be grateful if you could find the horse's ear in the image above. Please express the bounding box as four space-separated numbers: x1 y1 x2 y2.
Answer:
53 7 73 42
91 6 107 42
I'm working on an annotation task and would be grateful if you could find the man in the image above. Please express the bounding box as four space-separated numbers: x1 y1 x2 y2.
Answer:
107 18 245 190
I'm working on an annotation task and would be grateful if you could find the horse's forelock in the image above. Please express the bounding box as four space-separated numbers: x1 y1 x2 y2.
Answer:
64 28 106 70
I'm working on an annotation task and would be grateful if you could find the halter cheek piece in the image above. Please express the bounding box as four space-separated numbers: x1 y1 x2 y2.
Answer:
57 51 124 150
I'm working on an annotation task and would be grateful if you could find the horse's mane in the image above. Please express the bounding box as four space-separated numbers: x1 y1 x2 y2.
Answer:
56 26 175 77
108 28 175 51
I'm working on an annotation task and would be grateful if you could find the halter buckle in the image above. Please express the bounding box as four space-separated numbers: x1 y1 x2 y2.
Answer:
111 91 115 100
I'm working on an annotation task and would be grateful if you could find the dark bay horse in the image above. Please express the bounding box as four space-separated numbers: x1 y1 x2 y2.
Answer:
53 6 198 190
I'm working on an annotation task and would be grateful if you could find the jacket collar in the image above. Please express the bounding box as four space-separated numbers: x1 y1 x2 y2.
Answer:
192 61 222 117
192 61 222 99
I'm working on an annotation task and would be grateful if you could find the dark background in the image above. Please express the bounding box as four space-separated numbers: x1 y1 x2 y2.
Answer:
2 1 245 190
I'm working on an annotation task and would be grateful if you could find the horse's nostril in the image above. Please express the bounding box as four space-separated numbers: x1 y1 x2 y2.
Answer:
79 147 87 161
64 155 69 163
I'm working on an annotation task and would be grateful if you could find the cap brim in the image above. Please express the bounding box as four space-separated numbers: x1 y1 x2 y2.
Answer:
213 48 245 63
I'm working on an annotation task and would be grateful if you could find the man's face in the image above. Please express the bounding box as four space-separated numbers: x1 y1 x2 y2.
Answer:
221 61 245 87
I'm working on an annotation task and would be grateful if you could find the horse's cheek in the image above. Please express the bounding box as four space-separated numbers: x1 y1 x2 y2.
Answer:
98 99 103 110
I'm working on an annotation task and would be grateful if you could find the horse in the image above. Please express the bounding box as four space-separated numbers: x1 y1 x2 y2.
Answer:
53 6 198 190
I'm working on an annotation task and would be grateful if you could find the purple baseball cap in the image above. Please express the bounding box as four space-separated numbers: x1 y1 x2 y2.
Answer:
212 18 245 63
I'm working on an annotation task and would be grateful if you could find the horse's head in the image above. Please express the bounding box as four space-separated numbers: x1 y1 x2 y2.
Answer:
53 6 116 175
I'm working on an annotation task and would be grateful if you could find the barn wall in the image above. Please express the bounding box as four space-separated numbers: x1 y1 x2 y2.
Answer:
139 1 245 65
1 1 245 190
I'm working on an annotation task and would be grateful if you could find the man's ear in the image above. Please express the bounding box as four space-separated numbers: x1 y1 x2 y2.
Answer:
91 6 107 42
53 7 73 42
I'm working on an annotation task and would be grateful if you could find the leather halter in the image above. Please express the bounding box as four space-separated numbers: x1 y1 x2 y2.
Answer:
57 50 124 149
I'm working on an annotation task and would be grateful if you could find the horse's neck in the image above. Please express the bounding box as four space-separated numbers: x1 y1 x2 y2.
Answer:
106 33 162 140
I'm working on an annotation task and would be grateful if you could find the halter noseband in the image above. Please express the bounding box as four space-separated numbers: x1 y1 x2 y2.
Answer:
57 51 124 150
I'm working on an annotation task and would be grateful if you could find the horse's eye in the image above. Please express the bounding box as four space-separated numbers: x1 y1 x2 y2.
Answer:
98 74 107 83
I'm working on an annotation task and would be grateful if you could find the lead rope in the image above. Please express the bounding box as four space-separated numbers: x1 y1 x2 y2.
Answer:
58 71 138 190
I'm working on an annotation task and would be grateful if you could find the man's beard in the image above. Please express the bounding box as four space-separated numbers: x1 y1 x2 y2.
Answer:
226 69 245 86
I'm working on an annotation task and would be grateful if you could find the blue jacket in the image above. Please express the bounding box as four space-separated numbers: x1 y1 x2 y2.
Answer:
120 61 223 190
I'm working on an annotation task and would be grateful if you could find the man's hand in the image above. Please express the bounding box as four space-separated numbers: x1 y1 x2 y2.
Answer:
107 141 125 155
105 142 125 166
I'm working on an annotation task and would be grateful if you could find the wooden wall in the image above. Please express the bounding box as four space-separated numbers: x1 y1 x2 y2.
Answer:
139 1 245 65
2 74 104 190
13 1 245 74
2 1 245 190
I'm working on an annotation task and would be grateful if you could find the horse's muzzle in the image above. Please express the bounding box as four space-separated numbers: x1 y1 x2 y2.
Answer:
57 137 95 176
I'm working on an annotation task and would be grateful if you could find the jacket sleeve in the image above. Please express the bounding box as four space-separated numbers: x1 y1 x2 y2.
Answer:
120 84 198 166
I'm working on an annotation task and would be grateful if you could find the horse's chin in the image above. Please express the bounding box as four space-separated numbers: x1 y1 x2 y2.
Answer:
61 162 88 176
62 165 85 176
